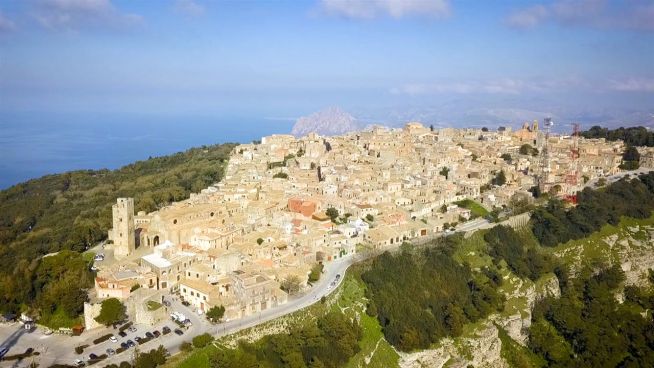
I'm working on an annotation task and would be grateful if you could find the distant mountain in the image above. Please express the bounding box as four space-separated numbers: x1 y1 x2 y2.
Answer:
291 107 360 137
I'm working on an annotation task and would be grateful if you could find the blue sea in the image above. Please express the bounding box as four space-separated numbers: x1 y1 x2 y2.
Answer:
0 112 294 189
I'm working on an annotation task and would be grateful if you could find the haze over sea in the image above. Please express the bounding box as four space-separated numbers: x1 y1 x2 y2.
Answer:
0 112 293 189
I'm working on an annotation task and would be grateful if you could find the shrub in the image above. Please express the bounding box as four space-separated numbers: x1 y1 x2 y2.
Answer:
192 333 214 348
93 333 113 345
180 341 193 352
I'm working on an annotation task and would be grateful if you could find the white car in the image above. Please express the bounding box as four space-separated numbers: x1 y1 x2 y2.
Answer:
74 359 85 366
110 336 118 343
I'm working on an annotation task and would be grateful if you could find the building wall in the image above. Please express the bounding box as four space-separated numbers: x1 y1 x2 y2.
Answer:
113 198 135 258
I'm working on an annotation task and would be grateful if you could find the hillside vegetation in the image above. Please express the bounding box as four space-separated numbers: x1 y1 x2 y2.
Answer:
0 143 235 322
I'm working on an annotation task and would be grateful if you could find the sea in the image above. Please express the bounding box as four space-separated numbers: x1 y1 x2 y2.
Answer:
0 112 295 189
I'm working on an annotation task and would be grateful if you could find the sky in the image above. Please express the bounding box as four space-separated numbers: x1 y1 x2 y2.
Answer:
0 0 653 125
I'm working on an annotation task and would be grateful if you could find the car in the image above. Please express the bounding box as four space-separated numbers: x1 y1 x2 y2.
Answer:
118 331 127 337
106 348 115 356
174 329 184 336
0 347 8 358
120 342 129 349
43 328 53 335
162 326 171 335
88 353 98 360
163 300 171 307
145 332 154 339
90 266 98 271
128 326 137 333
127 340 136 347
74 359 85 367
110 336 118 343
134 336 142 342
153 330 161 338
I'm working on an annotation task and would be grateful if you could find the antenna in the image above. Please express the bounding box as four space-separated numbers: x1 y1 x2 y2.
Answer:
537 117 553 192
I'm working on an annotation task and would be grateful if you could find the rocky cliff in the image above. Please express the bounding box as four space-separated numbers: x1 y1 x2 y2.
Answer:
291 107 360 137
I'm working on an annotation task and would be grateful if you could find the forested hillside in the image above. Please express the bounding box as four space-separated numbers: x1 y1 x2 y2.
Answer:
0 143 235 324
581 126 654 147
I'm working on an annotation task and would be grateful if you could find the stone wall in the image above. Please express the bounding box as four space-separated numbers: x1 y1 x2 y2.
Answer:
83 302 103 330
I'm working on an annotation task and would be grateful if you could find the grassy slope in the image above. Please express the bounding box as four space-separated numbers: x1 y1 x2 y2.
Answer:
170 215 654 368
169 269 400 368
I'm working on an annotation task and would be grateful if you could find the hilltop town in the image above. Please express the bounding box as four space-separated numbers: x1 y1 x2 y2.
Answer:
87 121 632 328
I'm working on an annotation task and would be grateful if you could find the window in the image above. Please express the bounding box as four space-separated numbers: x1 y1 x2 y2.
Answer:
203 296 206 301
191 291 194 296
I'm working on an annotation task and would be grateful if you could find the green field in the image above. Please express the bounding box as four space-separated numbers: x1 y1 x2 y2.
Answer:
454 199 490 218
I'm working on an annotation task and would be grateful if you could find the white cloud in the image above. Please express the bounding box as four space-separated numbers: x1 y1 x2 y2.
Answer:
32 0 142 31
320 0 450 19
505 5 549 29
505 0 654 31
174 0 205 17
609 78 654 92
390 79 528 95
0 11 16 32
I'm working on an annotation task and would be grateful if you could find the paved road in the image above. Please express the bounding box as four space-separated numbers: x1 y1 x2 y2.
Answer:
0 216 492 367
585 168 652 188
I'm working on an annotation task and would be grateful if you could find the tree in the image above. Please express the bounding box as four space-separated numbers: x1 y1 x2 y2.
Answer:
192 333 214 348
519 144 538 156
620 145 640 170
430 124 434 131
500 153 512 163
439 167 450 180
281 275 301 295
180 342 193 352
256 238 264 245
134 345 167 368
365 214 374 222
309 263 323 283
481 127 489 132
326 207 339 223
95 298 126 326
491 170 506 186
206 305 225 323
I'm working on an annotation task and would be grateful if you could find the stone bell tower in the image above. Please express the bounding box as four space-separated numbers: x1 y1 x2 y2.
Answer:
112 198 135 259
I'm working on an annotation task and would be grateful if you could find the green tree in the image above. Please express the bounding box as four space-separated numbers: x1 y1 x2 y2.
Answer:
94 298 126 326
439 167 450 179
281 275 302 295
256 238 264 245
365 214 374 222
308 263 324 283
206 305 225 323
500 153 512 163
620 145 640 170
491 170 506 186
192 333 214 348
325 207 339 223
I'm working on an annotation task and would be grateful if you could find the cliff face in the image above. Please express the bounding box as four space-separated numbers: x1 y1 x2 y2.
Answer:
291 107 360 137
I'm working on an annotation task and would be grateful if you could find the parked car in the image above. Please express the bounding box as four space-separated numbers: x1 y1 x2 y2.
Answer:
153 330 161 338
106 348 115 356
134 336 142 342
120 342 128 350
128 326 137 333
118 331 127 337
174 329 184 336
74 359 85 367
0 347 8 358
127 340 136 348
162 326 171 335
110 336 118 343
88 353 98 360
145 332 154 339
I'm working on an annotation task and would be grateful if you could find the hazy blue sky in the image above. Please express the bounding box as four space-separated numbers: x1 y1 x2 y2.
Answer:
0 0 653 122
